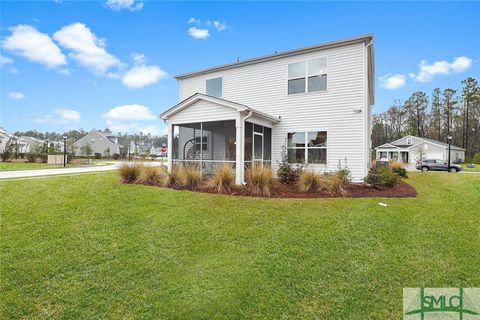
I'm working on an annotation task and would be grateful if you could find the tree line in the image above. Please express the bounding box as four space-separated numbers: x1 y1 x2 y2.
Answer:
372 77 480 159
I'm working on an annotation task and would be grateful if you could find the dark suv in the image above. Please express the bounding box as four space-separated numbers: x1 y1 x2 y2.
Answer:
416 159 463 172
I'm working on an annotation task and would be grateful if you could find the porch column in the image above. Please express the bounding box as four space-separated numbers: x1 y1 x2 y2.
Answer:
235 115 243 185
167 121 173 172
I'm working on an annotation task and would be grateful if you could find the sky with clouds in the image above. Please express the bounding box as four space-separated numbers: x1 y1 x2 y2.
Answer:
1 1 479 136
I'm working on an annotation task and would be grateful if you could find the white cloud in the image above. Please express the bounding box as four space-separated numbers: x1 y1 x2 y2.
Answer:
379 73 406 90
121 53 167 89
140 125 166 136
188 27 210 39
187 18 227 38
35 108 81 125
188 17 200 25
0 54 14 66
213 21 227 31
2 25 67 68
102 104 156 122
105 0 143 11
102 104 159 134
9 68 19 75
53 22 122 75
409 56 473 82
9 91 25 100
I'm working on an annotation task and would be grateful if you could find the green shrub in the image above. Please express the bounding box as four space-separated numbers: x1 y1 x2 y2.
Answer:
297 170 321 192
94 153 102 159
119 163 142 183
112 153 120 160
181 165 202 190
26 153 37 163
392 167 408 178
140 165 166 186
207 164 235 194
245 164 274 197
277 144 303 183
365 166 401 188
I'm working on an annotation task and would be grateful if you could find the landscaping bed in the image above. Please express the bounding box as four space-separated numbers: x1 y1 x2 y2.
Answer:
120 161 416 198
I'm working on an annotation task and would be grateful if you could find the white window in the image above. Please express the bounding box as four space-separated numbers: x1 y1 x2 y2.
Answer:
287 131 327 164
288 57 327 95
407 137 412 145
91 138 95 143
206 77 222 97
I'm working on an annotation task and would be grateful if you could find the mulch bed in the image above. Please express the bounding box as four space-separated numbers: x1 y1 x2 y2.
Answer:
134 180 417 199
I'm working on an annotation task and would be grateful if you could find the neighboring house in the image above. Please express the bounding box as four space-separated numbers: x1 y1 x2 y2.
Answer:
73 130 135 156
160 34 374 183
375 135 466 164
135 143 155 156
18 136 44 153
0 127 18 152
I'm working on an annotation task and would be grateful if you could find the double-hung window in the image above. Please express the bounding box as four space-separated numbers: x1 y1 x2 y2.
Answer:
287 131 327 164
206 77 222 97
287 57 327 94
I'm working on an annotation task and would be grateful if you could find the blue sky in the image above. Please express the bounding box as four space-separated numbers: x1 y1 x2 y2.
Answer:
1 1 479 136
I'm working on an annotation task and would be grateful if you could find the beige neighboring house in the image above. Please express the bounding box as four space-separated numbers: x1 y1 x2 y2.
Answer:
73 130 135 156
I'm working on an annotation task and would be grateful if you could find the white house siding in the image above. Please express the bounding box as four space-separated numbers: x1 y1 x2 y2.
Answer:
168 100 238 124
179 42 370 181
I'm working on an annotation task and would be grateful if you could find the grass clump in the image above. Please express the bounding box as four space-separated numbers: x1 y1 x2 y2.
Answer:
119 163 142 183
207 164 235 194
297 170 321 192
181 165 202 190
245 164 274 197
163 166 182 188
140 165 166 186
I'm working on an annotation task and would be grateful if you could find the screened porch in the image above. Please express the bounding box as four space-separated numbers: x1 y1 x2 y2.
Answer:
171 120 272 176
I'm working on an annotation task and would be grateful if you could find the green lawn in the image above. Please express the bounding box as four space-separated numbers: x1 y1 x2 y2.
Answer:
462 163 480 172
1 172 479 319
0 162 64 171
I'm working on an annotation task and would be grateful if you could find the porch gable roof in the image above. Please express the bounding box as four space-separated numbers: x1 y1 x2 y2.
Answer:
160 93 281 124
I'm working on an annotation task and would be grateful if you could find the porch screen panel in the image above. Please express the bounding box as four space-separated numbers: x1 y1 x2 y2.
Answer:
172 122 201 162
202 120 236 174
244 121 272 168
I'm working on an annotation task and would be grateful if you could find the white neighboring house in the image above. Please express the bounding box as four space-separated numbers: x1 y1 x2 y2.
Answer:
161 34 374 184
18 136 44 153
375 135 466 164
73 130 135 156
0 127 18 152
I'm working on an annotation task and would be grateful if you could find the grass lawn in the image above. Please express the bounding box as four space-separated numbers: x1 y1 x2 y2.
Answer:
461 163 480 172
1 172 479 319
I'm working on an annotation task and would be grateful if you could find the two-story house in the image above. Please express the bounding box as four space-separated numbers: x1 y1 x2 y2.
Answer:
161 34 374 183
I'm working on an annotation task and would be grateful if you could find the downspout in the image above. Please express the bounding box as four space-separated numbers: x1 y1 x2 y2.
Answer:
364 38 373 179
240 109 253 185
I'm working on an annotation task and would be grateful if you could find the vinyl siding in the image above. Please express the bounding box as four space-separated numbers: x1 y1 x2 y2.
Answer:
168 100 238 124
178 42 370 181
73 131 120 156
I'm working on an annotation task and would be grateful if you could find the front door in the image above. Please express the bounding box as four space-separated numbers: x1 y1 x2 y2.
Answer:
253 132 263 165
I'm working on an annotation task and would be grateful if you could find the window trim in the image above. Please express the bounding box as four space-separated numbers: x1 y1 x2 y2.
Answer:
287 131 328 165
287 56 328 96
205 76 223 98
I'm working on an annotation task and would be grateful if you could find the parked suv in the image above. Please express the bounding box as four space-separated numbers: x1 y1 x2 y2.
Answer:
416 159 463 172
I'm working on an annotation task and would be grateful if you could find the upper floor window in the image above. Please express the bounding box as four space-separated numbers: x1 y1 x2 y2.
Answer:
206 77 222 97
288 57 327 95
407 137 412 145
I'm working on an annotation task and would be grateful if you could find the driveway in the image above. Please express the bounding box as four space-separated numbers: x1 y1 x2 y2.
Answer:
0 162 164 180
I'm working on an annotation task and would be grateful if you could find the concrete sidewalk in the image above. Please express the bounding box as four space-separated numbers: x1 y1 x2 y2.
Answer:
0 162 164 180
